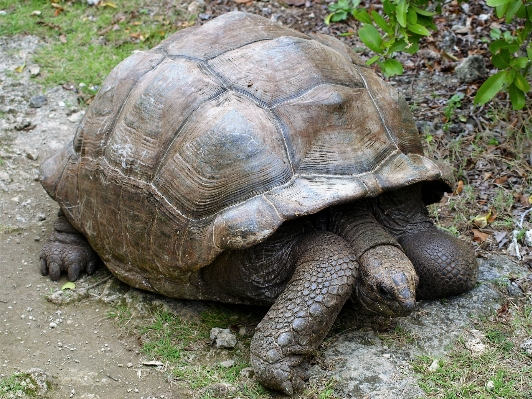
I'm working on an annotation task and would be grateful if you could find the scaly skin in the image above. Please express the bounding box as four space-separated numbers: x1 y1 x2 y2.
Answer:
371 182 478 299
39 210 99 281
249 231 357 395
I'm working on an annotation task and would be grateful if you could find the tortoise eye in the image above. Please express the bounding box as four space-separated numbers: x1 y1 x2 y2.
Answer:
377 284 393 300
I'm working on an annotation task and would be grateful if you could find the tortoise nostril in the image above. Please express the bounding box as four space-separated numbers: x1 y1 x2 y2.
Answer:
377 284 393 299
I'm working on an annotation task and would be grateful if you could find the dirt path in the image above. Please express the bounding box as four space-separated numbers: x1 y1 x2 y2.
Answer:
0 36 179 399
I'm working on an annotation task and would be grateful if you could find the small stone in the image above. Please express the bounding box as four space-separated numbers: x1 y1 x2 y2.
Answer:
210 328 237 349
34 236 41 242
28 65 40 76
29 95 47 108
37 213 46 221
428 359 439 372
25 149 39 161
239 367 254 378
220 359 235 368
486 380 494 390
520 339 532 357
49 322 57 329
68 112 84 123
455 55 487 83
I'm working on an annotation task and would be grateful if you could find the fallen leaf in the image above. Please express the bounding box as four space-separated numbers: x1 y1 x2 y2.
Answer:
284 0 306 5
233 0 252 3
14 62 26 73
496 303 508 317
473 212 490 229
59 34 67 44
54 7 63 16
99 1 118 8
487 210 497 224
472 229 489 242
494 176 508 184
454 180 464 195
61 282 76 290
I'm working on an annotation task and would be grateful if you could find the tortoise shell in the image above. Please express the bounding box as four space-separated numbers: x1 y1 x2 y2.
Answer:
40 12 450 294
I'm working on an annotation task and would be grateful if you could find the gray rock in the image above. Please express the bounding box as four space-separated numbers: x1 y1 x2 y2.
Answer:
455 55 487 83
210 327 237 349
239 367 255 378
29 94 47 108
439 30 457 53
520 339 532 357
220 359 235 368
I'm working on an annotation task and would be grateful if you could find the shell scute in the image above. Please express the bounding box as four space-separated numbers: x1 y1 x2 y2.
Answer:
153 93 292 220
104 58 222 181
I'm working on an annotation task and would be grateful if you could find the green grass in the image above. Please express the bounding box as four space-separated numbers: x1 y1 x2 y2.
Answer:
413 299 532 398
0 373 39 398
0 0 184 98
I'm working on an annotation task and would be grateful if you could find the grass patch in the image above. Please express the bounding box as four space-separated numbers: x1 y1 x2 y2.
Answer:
413 298 532 398
0 0 186 98
0 373 39 398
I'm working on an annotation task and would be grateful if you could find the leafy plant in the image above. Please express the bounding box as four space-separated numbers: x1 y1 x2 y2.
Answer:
325 0 532 108
443 92 465 131
474 0 532 110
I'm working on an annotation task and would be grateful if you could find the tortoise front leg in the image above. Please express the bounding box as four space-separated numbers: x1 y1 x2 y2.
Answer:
250 231 357 395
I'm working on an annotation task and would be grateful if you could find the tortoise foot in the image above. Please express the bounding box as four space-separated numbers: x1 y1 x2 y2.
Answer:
40 212 99 281
399 228 478 300
251 354 309 395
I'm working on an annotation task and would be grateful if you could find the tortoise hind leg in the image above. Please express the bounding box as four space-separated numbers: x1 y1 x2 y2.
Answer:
40 209 99 281
371 183 478 300
250 231 357 395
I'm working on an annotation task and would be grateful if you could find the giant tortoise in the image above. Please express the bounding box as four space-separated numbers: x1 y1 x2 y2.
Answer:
39 12 478 394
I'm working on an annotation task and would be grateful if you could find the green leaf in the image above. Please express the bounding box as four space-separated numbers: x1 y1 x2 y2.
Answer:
474 70 508 105
397 0 408 27
62 282 76 290
505 0 523 22
366 55 381 65
407 23 430 36
489 39 520 54
359 24 383 53
510 57 529 68
371 10 392 34
492 50 512 69
509 83 526 110
407 8 417 25
382 0 394 16
495 3 509 18
352 9 373 24
388 39 408 53
513 71 531 92
486 0 512 7
382 59 404 77
411 5 436 17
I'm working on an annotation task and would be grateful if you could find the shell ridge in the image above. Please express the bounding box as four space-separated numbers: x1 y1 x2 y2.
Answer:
150 83 228 182
351 64 400 150
99 52 168 161
200 61 296 174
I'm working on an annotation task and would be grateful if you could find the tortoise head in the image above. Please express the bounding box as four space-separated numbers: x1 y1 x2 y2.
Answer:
354 245 419 317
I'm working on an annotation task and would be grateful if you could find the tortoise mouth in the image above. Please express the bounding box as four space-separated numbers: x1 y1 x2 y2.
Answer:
355 283 416 317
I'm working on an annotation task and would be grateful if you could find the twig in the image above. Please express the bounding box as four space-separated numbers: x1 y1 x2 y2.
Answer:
86 275 113 291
